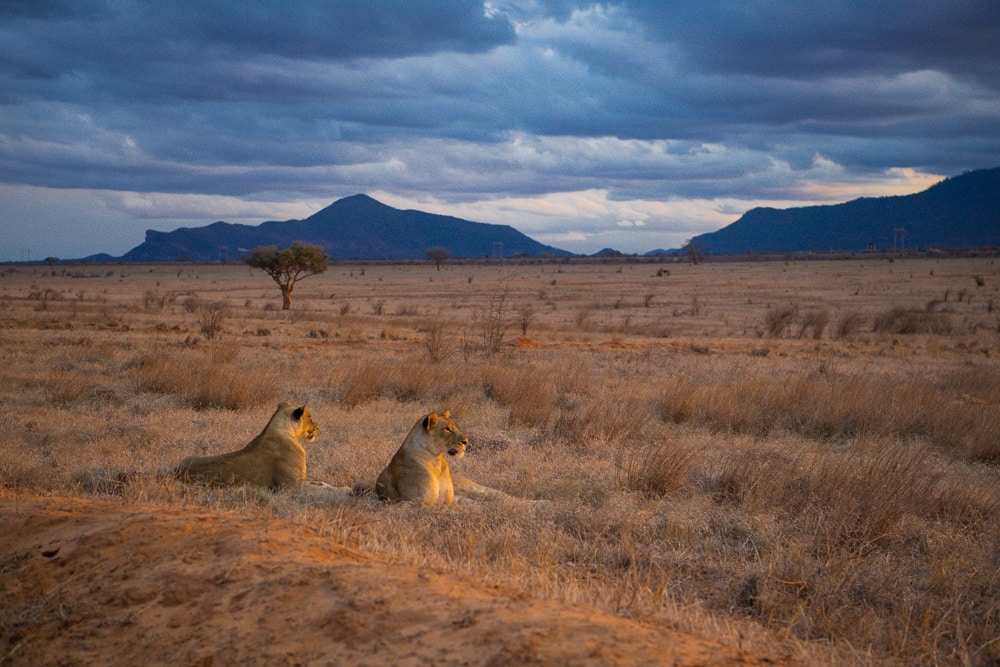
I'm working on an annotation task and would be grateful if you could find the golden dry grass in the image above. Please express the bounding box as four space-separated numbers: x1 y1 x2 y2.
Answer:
2 256 999 666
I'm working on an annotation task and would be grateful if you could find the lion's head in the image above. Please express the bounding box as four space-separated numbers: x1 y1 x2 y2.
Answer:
285 403 318 442
375 409 470 504
423 410 467 458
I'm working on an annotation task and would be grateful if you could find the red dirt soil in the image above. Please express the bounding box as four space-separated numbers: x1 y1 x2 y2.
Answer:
1 495 781 666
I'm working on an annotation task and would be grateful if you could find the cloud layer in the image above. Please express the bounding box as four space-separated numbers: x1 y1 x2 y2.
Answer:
2 1 998 258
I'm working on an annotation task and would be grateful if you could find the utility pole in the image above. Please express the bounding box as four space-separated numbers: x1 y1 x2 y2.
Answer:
892 227 905 259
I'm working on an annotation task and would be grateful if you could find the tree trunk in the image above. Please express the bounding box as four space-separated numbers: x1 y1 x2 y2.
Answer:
280 284 292 310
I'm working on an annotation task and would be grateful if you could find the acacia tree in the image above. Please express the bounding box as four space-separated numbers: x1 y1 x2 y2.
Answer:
683 238 704 265
244 242 328 310
426 246 450 271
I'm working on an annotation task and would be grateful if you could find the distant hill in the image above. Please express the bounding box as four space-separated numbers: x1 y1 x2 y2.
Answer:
80 253 115 263
689 167 1000 255
592 247 625 257
105 195 570 262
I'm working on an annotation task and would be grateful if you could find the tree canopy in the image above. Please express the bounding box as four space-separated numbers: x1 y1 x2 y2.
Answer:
244 242 328 310
426 246 450 270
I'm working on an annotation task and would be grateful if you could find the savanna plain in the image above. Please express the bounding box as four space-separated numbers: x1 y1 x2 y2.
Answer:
1 256 998 666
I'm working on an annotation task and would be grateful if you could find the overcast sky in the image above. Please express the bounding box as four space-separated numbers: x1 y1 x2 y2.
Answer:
2 1 998 260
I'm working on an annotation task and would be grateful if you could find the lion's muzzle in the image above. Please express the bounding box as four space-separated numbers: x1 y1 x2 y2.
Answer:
447 437 468 458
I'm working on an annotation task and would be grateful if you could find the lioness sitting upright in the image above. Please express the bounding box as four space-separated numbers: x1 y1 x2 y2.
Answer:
375 410 469 504
175 402 318 491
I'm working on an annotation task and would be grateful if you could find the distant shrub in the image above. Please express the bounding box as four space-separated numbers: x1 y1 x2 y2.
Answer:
335 359 446 408
835 311 866 338
478 279 515 357
198 301 229 340
764 306 797 338
873 306 953 335
554 390 654 448
45 370 92 404
515 302 536 336
423 320 456 363
797 310 829 339
130 344 275 410
618 440 692 498
481 364 557 428
182 296 203 313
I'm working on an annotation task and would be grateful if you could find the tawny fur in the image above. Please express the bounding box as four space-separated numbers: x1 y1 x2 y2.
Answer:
450 473 518 501
174 402 318 491
375 410 469 505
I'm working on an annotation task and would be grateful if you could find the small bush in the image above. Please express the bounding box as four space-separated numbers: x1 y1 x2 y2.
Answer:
478 279 515 357
337 359 392 408
142 290 160 310
515 302 535 336
130 344 275 410
481 364 557 428
835 311 865 338
618 440 692 497
797 310 829 339
44 370 92 404
198 301 229 340
423 320 456 363
335 359 447 408
555 390 655 448
764 306 797 338
182 296 203 313
873 306 953 335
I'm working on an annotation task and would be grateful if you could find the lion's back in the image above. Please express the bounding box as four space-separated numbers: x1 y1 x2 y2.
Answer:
175 450 275 488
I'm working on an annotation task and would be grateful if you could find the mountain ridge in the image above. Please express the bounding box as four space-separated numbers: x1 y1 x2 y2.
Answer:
109 194 569 262
689 167 1000 254
81 167 1000 262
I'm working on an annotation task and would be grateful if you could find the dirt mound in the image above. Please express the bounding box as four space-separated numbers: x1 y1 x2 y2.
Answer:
1 495 775 666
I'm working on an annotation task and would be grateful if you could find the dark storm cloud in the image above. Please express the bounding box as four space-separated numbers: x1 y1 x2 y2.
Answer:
1 0 998 258
1 2 515 103
628 1 1000 83
3 1 516 64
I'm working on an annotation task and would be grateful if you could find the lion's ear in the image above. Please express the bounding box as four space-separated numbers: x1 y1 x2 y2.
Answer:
424 412 439 430
292 407 304 421
442 409 451 419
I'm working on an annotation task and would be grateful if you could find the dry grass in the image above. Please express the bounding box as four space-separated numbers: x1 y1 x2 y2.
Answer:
2 257 1000 666
873 305 954 335
765 305 798 337
656 364 1000 460
835 310 866 338
129 342 278 410
617 439 693 498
